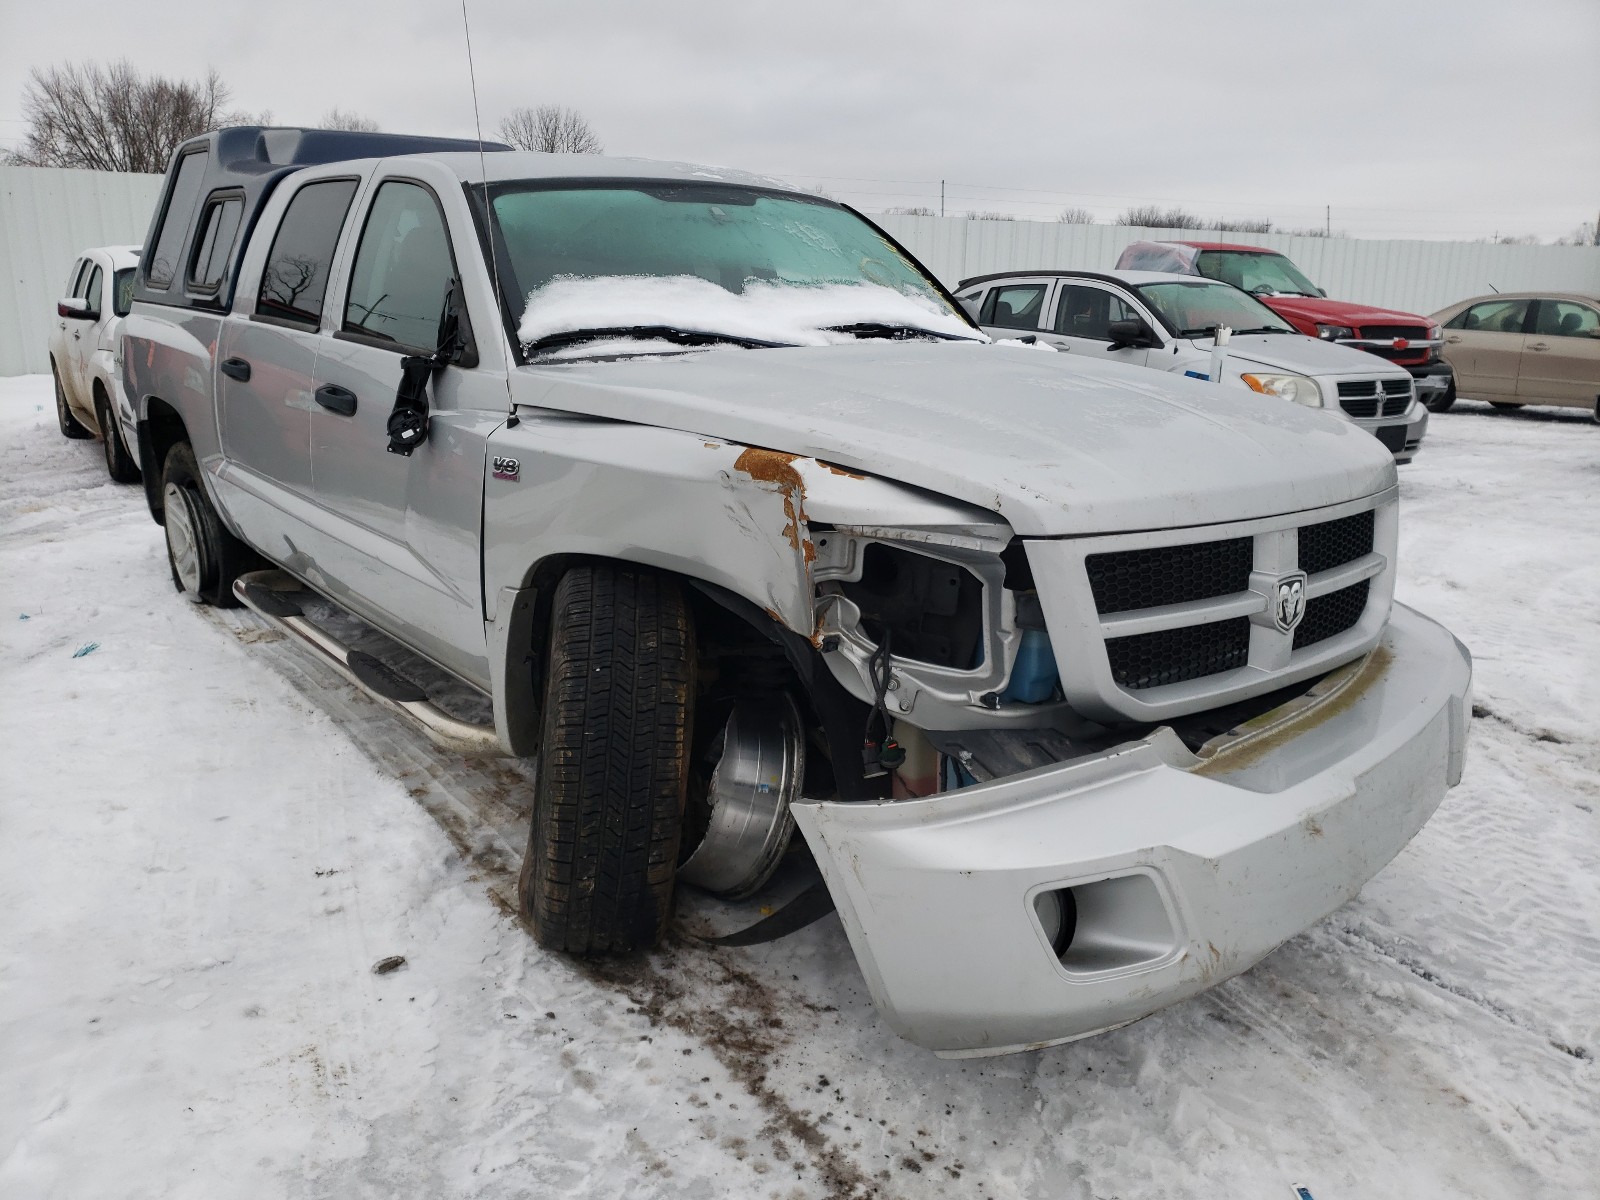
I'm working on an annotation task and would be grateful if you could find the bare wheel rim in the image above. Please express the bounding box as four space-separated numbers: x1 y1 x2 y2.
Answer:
163 482 202 593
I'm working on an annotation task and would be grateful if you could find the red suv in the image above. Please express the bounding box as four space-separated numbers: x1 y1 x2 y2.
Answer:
1116 241 1454 410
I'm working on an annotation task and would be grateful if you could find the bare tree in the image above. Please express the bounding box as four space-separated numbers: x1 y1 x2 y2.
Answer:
1213 217 1273 234
319 109 380 133
1117 205 1203 229
1056 206 1095 224
7 61 235 173
965 210 1015 222
882 205 935 216
497 105 602 154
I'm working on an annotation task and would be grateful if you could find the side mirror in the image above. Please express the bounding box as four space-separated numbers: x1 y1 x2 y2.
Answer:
1317 287 1327 297
1106 318 1158 350
57 297 91 319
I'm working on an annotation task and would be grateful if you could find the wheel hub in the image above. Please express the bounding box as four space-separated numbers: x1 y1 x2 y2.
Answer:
163 482 202 594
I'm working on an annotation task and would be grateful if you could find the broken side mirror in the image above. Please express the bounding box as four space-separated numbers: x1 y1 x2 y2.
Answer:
1106 318 1158 351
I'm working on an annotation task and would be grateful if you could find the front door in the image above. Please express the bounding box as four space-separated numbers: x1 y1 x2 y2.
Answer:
1444 297 1530 399
1518 299 1600 406
1045 281 1155 366
976 279 1051 339
308 177 498 684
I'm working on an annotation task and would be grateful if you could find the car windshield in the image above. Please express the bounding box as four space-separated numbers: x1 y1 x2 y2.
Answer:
488 183 974 353
1194 250 1320 298
1134 279 1299 338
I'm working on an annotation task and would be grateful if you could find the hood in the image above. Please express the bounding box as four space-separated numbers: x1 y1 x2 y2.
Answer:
1260 295 1431 327
512 342 1396 537
1189 332 1413 378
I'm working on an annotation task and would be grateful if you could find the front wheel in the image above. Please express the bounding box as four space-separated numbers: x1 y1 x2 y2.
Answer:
160 442 253 607
53 362 92 439
519 564 694 955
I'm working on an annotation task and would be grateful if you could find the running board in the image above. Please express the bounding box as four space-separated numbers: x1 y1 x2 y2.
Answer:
232 570 504 756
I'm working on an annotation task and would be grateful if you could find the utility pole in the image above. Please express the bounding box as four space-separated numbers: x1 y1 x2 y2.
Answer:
1325 205 1330 237
940 180 945 218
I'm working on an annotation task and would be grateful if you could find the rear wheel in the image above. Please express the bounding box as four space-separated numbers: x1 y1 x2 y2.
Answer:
519 564 694 955
160 442 253 607
53 362 92 439
95 391 141 483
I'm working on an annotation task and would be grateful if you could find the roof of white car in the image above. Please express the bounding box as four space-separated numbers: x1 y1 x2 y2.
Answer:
90 245 142 269
964 268 1218 289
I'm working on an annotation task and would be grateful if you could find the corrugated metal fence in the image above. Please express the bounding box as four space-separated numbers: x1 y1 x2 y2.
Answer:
2 163 1597 375
1 165 164 377
877 215 1600 316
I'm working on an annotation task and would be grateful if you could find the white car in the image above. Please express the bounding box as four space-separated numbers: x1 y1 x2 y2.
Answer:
956 269 1430 463
48 245 143 481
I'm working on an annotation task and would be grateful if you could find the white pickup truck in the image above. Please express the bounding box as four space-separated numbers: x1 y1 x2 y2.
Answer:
122 127 1471 1056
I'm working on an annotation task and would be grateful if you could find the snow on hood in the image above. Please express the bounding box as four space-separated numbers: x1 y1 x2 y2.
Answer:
517 276 982 349
512 341 1397 537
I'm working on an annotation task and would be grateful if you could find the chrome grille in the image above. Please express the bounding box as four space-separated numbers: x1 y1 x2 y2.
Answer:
1336 379 1412 418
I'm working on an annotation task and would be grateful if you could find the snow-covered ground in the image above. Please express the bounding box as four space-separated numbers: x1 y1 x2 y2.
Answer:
2 373 1596 1199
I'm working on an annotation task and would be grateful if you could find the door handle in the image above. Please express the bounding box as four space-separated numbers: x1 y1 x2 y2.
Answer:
1445 335 1462 343
314 383 358 416
73 332 80 341
219 357 252 381
1528 342 1550 352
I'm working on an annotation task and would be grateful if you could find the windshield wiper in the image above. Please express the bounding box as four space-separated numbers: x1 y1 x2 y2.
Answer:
525 325 793 356
826 322 977 342
1231 326 1293 335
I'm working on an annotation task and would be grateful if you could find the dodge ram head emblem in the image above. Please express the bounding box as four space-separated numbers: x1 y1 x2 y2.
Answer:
492 456 520 481
1273 573 1307 632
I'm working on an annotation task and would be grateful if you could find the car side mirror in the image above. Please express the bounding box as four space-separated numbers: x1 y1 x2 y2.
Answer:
57 297 91 319
1106 318 1158 350
1316 287 1327 297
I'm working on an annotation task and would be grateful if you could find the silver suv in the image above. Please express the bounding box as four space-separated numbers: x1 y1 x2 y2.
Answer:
123 128 1472 1057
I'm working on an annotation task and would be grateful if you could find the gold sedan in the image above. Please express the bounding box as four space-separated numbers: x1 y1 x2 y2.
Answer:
1430 291 1600 422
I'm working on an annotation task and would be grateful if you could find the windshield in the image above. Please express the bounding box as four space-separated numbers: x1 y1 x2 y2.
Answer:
1135 279 1299 338
488 183 972 353
1193 250 1320 298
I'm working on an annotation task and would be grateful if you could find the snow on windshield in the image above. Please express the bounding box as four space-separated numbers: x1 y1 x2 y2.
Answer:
517 275 983 351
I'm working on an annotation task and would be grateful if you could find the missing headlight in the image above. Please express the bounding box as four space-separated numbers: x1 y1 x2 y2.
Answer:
838 543 985 670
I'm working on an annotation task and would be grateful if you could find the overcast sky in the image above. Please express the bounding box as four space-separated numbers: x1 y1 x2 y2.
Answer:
2 0 1596 241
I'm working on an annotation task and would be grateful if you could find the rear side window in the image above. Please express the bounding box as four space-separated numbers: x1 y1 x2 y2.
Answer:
147 150 210 288
983 283 1046 330
188 193 245 293
257 179 359 325
343 181 457 353
1533 299 1599 338
84 265 104 315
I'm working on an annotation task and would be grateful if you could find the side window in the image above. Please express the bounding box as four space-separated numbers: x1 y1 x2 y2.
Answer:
147 150 210 288
1533 300 1599 339
113 269 137 317
986 283 1047 330
66 259 89 297
84 265 104 316
1458 298 1530 334
1054 284 1137 339
187 193 245 293
257 179 360 325
343 181 457 353
977 289 996 324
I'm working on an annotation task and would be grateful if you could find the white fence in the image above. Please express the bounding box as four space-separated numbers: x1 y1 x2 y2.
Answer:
878 215 1600 317
2 164 1597 375
0 166 164 377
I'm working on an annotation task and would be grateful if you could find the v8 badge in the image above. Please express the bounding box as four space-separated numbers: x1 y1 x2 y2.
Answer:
492 455 520 481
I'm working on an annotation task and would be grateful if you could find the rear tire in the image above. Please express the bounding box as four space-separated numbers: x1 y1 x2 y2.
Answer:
160 442 253 607
519 564 694 955
1424 380 1456 413
53 362 92 439
95 391 141 483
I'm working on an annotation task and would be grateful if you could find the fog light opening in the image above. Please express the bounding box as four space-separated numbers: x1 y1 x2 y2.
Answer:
1035 887 1077 957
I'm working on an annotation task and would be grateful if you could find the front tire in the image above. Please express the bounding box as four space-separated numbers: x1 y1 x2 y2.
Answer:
53 362 92 439
160 442 252 607
95 391 141 483
519 564 694 955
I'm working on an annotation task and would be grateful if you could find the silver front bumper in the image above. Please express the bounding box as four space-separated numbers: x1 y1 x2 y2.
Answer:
791 603 1471 1056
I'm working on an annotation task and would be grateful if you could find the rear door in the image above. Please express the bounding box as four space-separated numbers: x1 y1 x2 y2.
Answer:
1045 280 1155 366
1442 298 1531 399
215 173 360 554
306 171 502 684
1518 299 1600 406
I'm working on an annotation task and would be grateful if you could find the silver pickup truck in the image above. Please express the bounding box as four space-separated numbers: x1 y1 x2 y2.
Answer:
123 127 1472 1057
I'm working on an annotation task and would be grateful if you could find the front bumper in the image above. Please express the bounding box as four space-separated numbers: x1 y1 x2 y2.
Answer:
791 604 1471 1056
1405 360 1454 401
1352 402 1428 462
